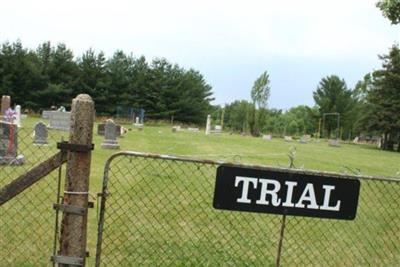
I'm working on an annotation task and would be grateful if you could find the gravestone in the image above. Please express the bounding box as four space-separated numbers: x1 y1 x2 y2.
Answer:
0 122 24 165
188 127 200 132
33 122 48 145
205 114 211 135
329 139 340 147
97 123 121 137
49 111 71 131
262 134 272 141
133 116 144 130
172 125 181 133
284 136 293 142
15 105 21 127
1 95 11 117
42 110 53 119
299 135 310 144
101 119 120 149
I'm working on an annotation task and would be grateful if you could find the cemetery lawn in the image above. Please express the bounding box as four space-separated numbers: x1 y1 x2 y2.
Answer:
22 117 400 183
7 117 400 266
88 121 400 266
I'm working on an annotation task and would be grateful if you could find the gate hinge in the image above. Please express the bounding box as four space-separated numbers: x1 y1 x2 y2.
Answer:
51 255 84 266
57 141 94 153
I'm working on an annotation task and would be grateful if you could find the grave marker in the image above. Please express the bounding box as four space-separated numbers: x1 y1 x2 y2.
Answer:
15 105 21 127
0 121 24 165
262 134 272 141
101 119 120 149
329 139 340 147
284 136 293 142
97 123 121 137
33 122 48 145
49 111 71 131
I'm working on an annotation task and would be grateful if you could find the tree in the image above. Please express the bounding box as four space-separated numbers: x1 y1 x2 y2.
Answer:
363 45 400 151
224 100 253 132
77 49 109 113
377 0 400 24
0 40 214 123
313 75 356 138
251 71 271 109
250 71 271 136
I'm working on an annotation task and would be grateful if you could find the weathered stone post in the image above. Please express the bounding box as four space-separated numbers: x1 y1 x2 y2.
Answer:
57 94 95 266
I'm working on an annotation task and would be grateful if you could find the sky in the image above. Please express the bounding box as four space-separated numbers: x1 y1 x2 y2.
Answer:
0 0 399 109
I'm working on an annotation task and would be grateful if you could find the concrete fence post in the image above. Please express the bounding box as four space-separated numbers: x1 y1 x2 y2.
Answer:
57 94 95 266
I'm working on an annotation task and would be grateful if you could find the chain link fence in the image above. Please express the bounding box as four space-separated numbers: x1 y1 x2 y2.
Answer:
0 124 68 266
96 152 400 266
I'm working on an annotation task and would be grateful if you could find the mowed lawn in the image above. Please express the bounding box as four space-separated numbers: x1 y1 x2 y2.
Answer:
1 117 400 266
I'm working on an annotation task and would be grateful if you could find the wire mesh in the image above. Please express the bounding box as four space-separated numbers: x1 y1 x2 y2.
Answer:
96 153 400 267
0 123 67 266
96 154 281 266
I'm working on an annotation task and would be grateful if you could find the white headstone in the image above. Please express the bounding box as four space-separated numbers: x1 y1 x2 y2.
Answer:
205 114 211 135
262 134 272 141
42 110 52 119
136 117 139 124
15 105 21 127
284 136 293 142
49 111 71 131
188 127 199 132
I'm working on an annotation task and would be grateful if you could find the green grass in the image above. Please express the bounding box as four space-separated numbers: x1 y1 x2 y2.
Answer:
1 117 400 266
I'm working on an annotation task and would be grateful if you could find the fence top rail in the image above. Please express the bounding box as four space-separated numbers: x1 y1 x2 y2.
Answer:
105 151 400 183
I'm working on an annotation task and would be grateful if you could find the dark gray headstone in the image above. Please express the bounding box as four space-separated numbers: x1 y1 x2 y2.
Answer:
97 123 121 137
34 122 48 145
101 119 120 149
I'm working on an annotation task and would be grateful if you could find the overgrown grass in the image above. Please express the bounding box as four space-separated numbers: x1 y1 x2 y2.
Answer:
1 117 400 266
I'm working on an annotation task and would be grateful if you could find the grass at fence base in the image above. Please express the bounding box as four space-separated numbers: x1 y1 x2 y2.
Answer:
1 117 400 266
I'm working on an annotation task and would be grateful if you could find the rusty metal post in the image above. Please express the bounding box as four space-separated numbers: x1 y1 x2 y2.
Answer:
276 148 296 267
58 94 95 266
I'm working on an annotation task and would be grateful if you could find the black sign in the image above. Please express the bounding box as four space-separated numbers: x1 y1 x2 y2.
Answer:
213 165 360 220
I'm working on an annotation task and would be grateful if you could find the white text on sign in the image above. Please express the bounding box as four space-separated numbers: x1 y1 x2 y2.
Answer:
234 176 341 211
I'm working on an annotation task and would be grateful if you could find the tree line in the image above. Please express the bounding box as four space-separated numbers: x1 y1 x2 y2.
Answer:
210 2 400 152
214 44 400 152
0 41 213 123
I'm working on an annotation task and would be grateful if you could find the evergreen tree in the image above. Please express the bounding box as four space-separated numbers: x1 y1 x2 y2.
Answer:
364 45 400 151
313 75 355 138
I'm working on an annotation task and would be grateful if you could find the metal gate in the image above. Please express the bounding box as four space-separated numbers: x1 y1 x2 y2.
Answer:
95 151 400 266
